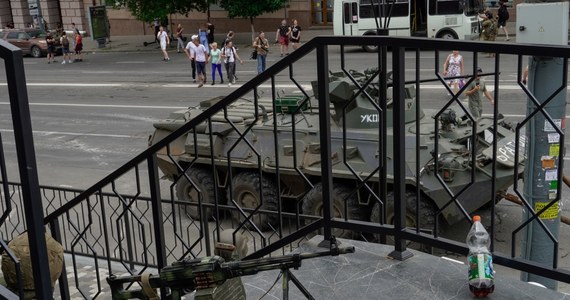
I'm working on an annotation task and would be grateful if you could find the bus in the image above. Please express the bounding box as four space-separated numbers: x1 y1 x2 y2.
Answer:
334 0 483 51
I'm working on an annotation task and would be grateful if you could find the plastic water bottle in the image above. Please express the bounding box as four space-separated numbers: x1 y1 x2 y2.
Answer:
466 215 494 297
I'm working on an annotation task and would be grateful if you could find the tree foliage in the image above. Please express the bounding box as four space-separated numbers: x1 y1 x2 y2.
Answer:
114 0 212 23
219 0 287 22
218 0 287 40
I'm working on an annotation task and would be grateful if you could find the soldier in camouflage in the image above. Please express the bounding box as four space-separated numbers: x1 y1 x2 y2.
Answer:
1 232 64 298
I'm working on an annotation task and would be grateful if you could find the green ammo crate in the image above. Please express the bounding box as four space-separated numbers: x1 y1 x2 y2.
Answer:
275 95 308 114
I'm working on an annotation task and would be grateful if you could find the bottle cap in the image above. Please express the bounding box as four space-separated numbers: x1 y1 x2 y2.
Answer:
473 215 481 222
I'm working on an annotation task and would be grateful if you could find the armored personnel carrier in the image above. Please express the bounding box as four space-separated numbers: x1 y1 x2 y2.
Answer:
149 69 524 235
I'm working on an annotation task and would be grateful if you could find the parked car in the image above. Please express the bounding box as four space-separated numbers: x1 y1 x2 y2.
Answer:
0 28 60 58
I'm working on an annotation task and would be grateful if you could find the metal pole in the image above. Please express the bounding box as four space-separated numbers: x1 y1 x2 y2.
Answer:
518 1 568 290
520 56 566 290
50 219 70 300
147 154 168 297
387 44 413 261
315 44 333 246
2 40 52 298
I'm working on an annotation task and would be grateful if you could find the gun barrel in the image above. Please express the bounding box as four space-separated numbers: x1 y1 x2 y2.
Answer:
220 246 355 278
107 243 355 299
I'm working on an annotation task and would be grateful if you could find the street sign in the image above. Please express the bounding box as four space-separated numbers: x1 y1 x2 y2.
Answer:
29 4 37 9
29 9 38 16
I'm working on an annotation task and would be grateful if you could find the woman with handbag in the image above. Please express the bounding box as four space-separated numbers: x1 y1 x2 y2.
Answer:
253 31 269 74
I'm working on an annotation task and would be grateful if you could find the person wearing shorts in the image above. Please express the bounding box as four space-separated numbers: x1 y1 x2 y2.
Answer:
290 19 301 50
192 38 209 87
497 1 510 41
46 33 55 64
74 29 83 62
275 19 291 57
157 26 170 61
60 32 72 64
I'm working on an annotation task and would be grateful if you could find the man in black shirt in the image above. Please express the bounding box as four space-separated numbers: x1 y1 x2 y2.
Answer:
207 22 215 44
275 19 291 57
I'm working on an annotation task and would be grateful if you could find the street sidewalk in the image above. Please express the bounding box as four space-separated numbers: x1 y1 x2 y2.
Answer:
82 22 517 54
83 27 334 53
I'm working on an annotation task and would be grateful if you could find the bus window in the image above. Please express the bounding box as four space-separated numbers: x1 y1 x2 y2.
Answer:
429 0 464 15
344 2 359 23
344 3 351 23
352 2 359 23
360 0 409 19
463 0 484 16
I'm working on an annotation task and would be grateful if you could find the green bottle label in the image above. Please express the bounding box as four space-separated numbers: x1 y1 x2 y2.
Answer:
468 253 494 283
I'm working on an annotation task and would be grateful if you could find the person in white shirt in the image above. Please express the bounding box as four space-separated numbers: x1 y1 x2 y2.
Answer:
185 35 197 82
186 36 209 87
157 26 170 61
221 40 243 86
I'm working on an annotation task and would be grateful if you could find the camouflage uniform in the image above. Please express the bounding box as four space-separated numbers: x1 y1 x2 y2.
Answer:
1 232 64 299
481 17 497 42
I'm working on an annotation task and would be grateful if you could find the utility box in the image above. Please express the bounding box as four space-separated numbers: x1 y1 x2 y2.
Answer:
516 2 569 45
275 95 308 114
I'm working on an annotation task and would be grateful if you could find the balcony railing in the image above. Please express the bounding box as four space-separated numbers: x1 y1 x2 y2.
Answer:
2 35 570 298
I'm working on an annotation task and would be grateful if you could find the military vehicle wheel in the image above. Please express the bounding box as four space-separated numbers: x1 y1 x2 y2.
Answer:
175 168 216 220
229 172 278 230
301 183 366 239
371 190 437 230
370 190 438 251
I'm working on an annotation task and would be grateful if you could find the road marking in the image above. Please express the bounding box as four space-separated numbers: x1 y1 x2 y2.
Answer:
0 82 311 89
0 83 124 87
0 81 560 90
0 128 132 138
2 126 570 161
163 83 312 89
0 102 185 109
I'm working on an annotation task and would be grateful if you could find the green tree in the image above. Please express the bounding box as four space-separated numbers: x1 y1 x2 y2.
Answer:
114 0 212 30
218 0 288 41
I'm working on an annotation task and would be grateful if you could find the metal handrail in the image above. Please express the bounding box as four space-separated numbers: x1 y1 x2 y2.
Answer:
3 35 570 298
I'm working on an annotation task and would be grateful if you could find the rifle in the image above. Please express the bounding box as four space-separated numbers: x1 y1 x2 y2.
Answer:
107 237 355 300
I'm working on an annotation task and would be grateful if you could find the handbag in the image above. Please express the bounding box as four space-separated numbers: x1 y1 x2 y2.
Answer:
251 49 258 60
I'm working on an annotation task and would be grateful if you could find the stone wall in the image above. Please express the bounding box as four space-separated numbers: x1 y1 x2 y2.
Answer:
108 3 312 37
42 0 61 31
9 0 32 29
1 1 313 36
58 0 86 31
0 1 12 28
0 0 528 37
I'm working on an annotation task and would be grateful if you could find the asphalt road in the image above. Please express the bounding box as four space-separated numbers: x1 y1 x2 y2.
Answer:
2 48 570 292
0 49 564 186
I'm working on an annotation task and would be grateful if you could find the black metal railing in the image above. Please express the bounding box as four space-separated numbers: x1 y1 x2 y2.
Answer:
1 39 55 299
2 35 570 298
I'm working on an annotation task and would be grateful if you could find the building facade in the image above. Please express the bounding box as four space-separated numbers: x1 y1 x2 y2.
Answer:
0 0 330 37
1 0 517 37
